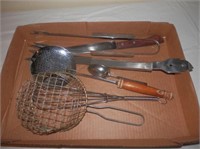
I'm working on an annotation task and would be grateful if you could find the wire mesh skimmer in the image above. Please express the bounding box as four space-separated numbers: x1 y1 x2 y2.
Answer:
16 72 150 135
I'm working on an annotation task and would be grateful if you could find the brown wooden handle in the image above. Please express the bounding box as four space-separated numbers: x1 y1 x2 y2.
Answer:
116 35 164 49
117 78 173 100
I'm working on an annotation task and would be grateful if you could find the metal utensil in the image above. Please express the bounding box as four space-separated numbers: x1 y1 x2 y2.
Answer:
76 69 173 100
86 64 173 100
17 72 146 134
29 46 191 99
30 46 193 74
75 56 193 74
90 51 135 57
88 64 147 85
88 64 111 78
92 32 135 40
32 31 135 40
29 46 173 99
30 46 76 74
33 34 162 55
85 91 166 104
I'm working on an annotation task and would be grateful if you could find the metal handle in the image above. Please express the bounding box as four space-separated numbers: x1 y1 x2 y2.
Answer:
32 30 135 40
86 58 154 72
75 56 193 73
91 51 135 57
87 105 144 126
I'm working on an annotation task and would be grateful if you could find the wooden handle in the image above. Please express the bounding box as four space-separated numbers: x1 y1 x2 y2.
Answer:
116 35 164 49
117 78 173 100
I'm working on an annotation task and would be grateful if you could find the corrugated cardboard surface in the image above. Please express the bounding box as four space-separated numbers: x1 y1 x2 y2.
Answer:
1 22 199 147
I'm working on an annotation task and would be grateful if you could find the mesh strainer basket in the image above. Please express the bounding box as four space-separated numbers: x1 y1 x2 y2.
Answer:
17 71 147 135
16 72 87 135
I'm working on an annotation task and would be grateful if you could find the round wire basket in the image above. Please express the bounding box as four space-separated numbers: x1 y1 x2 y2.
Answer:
16 72 87 135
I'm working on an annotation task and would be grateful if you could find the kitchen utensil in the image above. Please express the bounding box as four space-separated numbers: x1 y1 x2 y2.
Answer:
33 34 162 54
88 64 111 78
75 56 193 74
84 91 167 104
30 46 76 74
17 72 145 135
90 51 135 57
76 68 173 100
32 30 135 40
89 39 160 57
29 46 173 99
87 64 173 100
88 64 147 85
30 46 193 74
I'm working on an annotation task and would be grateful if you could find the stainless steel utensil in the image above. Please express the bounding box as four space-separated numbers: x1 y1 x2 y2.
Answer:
88 64 147 85
30 46 193 74
32 30 135 40
29 46 173 99
88 64 111 78
33 34 162 54
75 56 193 74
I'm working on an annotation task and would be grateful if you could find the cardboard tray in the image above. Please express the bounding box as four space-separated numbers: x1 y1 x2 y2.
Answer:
1 22 199 148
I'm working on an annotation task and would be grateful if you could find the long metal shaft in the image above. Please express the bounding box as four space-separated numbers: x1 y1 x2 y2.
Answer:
32 31 135 40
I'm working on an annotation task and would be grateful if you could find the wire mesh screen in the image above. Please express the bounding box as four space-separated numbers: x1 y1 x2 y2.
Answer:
16 72 87 135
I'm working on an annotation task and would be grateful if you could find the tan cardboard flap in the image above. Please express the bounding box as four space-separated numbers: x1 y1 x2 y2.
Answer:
1 22 199 147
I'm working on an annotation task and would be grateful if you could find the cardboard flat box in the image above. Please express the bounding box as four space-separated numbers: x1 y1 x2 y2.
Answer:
1 22 199 148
